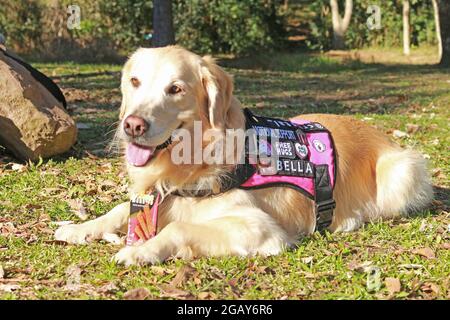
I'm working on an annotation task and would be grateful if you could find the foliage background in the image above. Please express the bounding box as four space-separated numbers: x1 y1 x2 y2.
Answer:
306 0 437 50
0 0 439 61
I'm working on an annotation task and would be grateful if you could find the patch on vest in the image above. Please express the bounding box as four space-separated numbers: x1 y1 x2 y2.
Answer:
294 143 308 159
246 112 319 178
274 141 296 159
276 159 314 177
312 139 326 153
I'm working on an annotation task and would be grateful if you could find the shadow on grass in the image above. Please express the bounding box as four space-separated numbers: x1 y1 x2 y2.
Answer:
220 51 450 75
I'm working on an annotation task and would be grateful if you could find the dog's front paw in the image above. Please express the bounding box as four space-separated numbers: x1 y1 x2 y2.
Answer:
54 224 94 244
113 245 164 266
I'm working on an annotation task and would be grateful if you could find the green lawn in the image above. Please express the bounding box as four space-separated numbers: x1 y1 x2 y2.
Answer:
0 48 449 299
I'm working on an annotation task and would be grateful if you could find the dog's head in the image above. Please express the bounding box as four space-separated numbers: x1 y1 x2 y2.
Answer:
118 46 235 168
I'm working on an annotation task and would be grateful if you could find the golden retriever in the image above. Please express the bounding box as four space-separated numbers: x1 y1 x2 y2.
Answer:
55 46 433 266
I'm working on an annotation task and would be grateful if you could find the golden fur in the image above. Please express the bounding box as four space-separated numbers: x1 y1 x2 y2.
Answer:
55 46 433 265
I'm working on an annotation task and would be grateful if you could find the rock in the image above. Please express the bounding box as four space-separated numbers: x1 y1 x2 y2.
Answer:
0 49 77 160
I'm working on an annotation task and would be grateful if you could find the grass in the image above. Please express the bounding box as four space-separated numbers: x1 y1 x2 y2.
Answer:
0 47 449 300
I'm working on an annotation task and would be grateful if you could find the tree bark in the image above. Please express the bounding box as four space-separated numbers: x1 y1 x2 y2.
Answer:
436 0 450 66
330 0 353 50
152 0 175 48
432 0 442 60
403 0 410 55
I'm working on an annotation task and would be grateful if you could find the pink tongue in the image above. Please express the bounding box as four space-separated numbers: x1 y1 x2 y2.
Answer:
126 143 155 167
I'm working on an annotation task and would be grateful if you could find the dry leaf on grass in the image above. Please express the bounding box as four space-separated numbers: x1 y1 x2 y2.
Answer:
158 284 191 299
301 256 313 264
406 123 420 134
170 265 196 287
123 287 150 300
98 282 119 294
348 260 373 272
393 130 409 139
67 199 88 221
0 265 4 279
11 163 26 172
385 277 401 295
440 243 450 250
412 247 436 259
197 291 217 300
0 284 20 292
421 282 440 296
64 265 82 292
150 266 174 276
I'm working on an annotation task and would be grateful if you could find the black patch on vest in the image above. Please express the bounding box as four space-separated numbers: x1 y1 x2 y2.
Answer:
276 159 315 177
274 141 296 159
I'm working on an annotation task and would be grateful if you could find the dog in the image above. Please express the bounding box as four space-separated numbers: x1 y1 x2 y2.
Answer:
55 46 433 266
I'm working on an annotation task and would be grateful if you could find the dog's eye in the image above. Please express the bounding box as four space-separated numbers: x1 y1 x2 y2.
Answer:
130 77 140 88
168 84 183 95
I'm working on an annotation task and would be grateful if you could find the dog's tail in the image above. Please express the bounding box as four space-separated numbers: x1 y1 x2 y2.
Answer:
375 148 433 217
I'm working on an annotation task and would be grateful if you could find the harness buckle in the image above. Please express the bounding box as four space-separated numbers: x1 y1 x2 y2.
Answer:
315 199 335 231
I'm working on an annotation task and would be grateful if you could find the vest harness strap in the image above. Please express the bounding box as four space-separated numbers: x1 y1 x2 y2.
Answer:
173 108 337 232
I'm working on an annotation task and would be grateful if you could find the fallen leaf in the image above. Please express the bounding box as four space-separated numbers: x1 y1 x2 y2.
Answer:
348 260 373 272
198 292 210 299
158 284 191 299
431 168 442 178
406 123 420 134
301 256 313 264
385 277 401 295
228 278 238 287
170 265 195 287
64 265 82 291
98 282 119 294
419 220 429 232
393 130 409 139
123 287 150 300
150 266 174 275
421 282 440 296
11 163 26 172
0 284 20 292
0 265 4 279
399 263 423 270
412 247 436 259
440 243 450 250
67 199 88 221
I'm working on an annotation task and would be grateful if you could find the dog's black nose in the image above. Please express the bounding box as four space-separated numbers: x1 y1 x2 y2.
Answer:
123 115 148 138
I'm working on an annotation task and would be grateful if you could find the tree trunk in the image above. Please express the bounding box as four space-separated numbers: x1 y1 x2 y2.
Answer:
403 0 410 55
330 0 353 50
152 0 175 48
436 0 450 66
432 0 442 60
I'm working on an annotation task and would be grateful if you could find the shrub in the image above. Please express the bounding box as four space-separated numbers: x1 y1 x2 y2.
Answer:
173 0 286 55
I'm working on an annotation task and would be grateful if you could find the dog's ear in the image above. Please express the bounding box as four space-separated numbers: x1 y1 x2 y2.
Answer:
200 56 233 130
